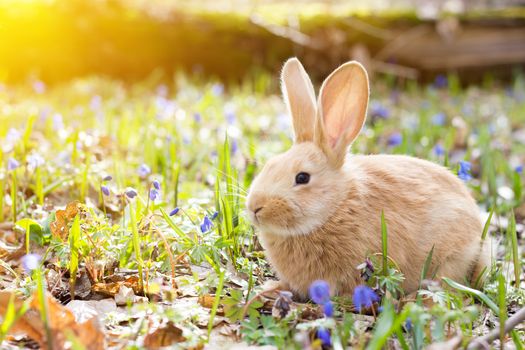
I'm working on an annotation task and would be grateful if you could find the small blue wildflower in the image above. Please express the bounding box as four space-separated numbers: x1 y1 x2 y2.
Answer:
152 180 161 190
516 165 523 174
169 208 180 216
370 101 390 119
6 128 21 144
458 161 472 181
90 95 102 111
387 132 403 147
225 111 236 125
231 139 238 154
211 83 224 96
101 185 110 196
431 113 446 126
353 285 379 312
322 300 334 317
149 188 159 201
433 144 445 156
309 280 330 305
7 158 19 171
52 113 64 130
434 75 448 89
21 254 41 273
211 211 219 220
27 154 44 169
317 328 331 346
103 175 112 181
405 318 412 331
156 84 168 97
200 215 213 233
33 80 46 94
138 164 151 178
125 188 138 199
193 113 202 123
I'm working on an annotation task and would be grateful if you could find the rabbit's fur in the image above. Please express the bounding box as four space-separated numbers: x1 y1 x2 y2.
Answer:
246 58 490 298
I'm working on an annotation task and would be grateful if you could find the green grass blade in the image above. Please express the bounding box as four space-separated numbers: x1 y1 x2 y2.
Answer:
481 207 494 241
442 277 498 313
207 269 225 338
507 211 521 287
69 215 80 299
498 273 507 349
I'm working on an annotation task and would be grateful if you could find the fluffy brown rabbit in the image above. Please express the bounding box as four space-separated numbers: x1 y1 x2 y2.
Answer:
246 58 490 299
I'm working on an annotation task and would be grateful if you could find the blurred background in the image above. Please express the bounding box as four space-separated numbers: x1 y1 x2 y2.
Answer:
1 0 525 86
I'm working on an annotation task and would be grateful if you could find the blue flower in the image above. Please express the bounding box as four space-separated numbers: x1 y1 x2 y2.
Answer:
7 158 19 171
387 133 403 147
211 83 224 96
211 211 219 220
516 165 523 174
433 144 445 156
152 180 161 190
225 110 236 125
370 101 390 119
322 300 334 317
103 175 112 181
434 75 448 89
317 328 331 346
353 285 379 312
458 161 472 181
138 164 151 178
101 185 110 196
193 113 202 123
405 318 412 331
431 113 446 126
21 254 41 273
149 188 159 201
125 188 138 199
27 154 44 169
32 80 46 94
169 208 180 216
231 139 238 154
200 215 213 233
309 280 330 305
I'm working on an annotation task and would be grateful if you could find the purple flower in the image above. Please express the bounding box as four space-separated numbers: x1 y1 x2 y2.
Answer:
387 132 403 147
21 254 41 273
309 280 330 305
52 113 64 131
434 75 448 89
7 158 19 171
353 285 379 312
431 113 446 126
458 161 472 181
370 101 390 119
103 175 112 181
193 113 202 123
27 154 44 169
101 185 110 196
231 139 238 154
138 164 151 178
33 80 46 94
169 208 180 216
200 215 213 233
152 180 161 190
405 318 412 331
516 165 523 174
149 188 159 201
322 301 334 317
225 110 236 125
317 328 331 346
6 128 21 144
211 83 224 96
433 144 445 156
90 95 102 111
125 188 138 199
211 211 219 220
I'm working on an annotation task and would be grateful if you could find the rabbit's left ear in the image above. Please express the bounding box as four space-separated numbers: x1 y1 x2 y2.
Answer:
316 61 369 167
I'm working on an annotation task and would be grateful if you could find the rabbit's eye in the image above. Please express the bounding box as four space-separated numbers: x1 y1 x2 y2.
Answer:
295 172 310 185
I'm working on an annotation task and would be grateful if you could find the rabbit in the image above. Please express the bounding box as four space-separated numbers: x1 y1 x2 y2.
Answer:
245 58 490 299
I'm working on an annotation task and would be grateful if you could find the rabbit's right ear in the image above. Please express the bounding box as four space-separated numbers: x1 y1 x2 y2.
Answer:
281 58 317 143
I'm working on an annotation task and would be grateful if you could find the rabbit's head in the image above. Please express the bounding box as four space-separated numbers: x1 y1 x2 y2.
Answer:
246 58 369 236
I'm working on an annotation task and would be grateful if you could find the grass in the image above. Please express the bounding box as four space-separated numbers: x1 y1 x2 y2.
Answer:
0 71 524 348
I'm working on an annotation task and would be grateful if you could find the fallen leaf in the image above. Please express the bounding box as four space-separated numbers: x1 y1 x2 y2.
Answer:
50 201 81 240
198 294 215 309
143 321 186 349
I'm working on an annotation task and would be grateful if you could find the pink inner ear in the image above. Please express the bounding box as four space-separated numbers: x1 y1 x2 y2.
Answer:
320 65 368 149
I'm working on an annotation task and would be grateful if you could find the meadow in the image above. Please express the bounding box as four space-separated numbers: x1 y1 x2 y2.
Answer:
0 71 524 349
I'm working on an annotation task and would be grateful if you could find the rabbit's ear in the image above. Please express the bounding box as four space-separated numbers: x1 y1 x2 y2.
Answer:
281 58 317 143
316 61 369 167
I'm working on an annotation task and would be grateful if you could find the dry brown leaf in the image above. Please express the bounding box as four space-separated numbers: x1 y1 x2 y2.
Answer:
143 321 186 349
50 201 80 240
0 291 106 350
198 294 215 309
